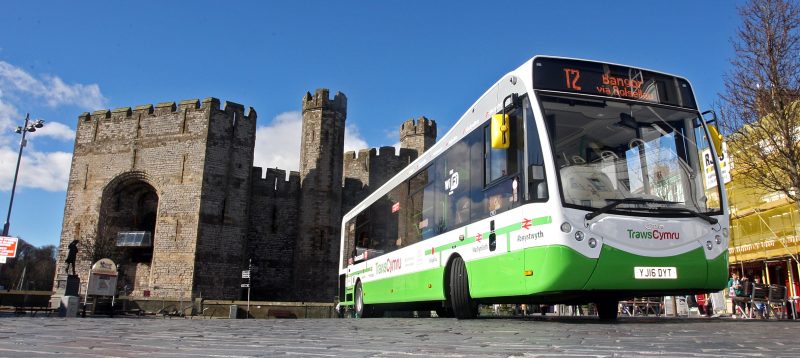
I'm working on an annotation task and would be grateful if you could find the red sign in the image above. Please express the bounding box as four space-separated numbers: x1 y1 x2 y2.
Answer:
0 236 18 258
392 202 400 213
521 218 532 230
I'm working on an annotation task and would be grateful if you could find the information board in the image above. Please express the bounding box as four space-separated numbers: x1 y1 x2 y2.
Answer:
87 258 118 296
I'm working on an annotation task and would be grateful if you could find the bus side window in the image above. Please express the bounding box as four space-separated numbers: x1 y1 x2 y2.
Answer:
524 97 548 201
407 166 434 242
344 219 356 267
480 109 523 216
469 129 486 221
357 231 371 249
354 211 370 250
485 109 521 185
440 140 470 231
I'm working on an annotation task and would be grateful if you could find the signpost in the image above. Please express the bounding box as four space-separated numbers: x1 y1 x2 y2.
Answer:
243 259 252 318
0 236 18 264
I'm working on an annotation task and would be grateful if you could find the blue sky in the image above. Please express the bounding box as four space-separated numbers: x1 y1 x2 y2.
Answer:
0 1 741 248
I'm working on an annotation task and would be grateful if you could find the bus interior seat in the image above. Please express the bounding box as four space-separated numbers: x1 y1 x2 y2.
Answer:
560 164 624 207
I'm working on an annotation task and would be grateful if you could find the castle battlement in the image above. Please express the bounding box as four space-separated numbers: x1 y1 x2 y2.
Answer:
400 116 437 136
302 88 347 113
252 167 301 193
343 145 416 175
400 116 437 154
344 146 417 161
78 97 256 122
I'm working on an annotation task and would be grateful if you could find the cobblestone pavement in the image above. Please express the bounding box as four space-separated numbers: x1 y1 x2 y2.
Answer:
0 316 798 357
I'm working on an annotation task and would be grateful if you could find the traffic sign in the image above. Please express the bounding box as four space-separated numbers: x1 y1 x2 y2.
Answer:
242 270 250 279
0 236 18 263
241 283 250 288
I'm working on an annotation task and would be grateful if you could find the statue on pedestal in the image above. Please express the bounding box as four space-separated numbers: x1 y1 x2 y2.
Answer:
65 240 79 275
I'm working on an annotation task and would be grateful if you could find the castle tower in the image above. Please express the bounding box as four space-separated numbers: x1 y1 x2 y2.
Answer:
400 116 437 156
54 98 257 301
295 88 347 301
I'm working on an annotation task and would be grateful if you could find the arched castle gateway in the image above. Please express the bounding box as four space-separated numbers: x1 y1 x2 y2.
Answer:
54 89 436 302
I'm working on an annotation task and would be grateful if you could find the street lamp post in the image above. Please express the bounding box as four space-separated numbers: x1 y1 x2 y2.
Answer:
2 113 44 237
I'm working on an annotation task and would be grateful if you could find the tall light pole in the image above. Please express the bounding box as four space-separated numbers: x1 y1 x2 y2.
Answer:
2 113 44 237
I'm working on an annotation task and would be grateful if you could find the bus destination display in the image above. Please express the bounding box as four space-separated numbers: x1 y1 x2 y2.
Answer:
533 57 697 109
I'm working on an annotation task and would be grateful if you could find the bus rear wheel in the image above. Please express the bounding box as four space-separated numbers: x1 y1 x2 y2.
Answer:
354 282 382 318
435 306 454 318
449 256 478 319
596 300 619 321
354 282 367 318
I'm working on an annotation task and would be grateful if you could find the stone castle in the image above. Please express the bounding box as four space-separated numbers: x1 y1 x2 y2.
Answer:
54 89 436 302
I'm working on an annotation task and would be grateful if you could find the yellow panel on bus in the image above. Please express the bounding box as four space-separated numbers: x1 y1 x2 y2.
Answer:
491 113 510 149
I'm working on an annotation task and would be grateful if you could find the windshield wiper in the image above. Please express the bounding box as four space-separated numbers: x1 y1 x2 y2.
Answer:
585 197 677 221
643 207 718 225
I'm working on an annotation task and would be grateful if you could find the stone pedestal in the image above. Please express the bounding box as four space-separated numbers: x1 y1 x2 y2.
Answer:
50 274 81 309
59 296 79 317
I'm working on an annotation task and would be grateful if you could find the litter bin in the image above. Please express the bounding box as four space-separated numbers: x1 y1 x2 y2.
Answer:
229 305 238 319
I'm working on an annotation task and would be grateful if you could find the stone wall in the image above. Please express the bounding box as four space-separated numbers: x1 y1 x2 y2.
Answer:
194 101 257 300
247 167 301 301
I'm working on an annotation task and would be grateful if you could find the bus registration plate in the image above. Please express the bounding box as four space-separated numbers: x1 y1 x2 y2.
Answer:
634 267 677 279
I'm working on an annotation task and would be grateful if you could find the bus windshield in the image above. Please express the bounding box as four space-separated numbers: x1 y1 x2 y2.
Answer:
540 94 722 215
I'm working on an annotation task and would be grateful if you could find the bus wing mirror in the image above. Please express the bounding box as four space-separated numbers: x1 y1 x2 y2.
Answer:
701 110 717 125
707 124 724 158
491 113 510 149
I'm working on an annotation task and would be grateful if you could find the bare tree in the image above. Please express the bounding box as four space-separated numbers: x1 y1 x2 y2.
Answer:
0 239 56 291
718 0 800 198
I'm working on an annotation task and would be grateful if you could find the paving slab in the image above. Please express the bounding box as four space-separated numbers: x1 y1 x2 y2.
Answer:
0 316 797 357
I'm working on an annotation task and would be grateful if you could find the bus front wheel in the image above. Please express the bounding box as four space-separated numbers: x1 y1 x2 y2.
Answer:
449 256 478 319
596 300 619 321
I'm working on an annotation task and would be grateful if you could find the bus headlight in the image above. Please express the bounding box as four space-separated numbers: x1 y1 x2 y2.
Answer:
575 231 585 241
722 228 729 238
715 235 722 245
560 222 572 233
588 237 597 248
706 241 713 250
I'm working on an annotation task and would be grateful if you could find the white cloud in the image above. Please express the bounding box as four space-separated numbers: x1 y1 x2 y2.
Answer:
253 111 370 175
0 61 106 110
0 98 18 135
344 123 369 153
44 76 105 109
254 111 303 172
33 121 75 141
0 60 104 192
0 147 72 192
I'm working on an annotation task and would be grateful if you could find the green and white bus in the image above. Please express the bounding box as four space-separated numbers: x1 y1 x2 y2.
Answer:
338 56 729 320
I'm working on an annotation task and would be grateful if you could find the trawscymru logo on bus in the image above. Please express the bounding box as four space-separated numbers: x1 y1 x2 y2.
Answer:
627 224 680 240
376 258 402 274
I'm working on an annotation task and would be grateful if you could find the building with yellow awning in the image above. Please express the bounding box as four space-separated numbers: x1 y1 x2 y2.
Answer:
727 163 800 305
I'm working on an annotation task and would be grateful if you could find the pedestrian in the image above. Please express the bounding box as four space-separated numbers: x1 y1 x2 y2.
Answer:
727 272 744 318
